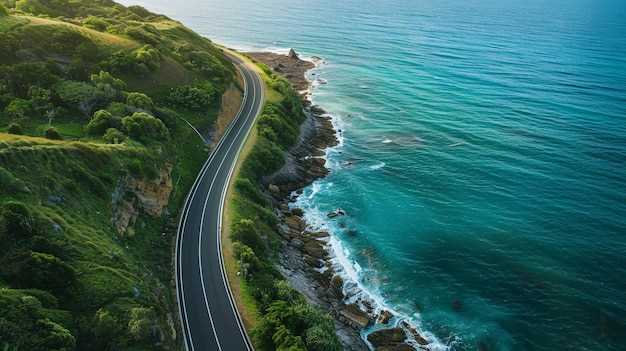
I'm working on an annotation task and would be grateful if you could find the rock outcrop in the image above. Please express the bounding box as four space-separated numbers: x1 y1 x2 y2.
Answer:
112 164 173 235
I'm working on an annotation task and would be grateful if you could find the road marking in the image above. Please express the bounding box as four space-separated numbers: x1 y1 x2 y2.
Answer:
175 57 251 351
197 66 258 350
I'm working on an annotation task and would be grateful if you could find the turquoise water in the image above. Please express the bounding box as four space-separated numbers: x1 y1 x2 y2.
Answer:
123 0 626 349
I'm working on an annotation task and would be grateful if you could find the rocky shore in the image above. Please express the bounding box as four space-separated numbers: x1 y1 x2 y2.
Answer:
247 50 433 351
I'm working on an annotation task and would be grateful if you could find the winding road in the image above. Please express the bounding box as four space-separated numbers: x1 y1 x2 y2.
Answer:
175 53 263 351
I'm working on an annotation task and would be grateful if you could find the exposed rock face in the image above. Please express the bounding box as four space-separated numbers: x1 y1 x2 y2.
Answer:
288 48 299 59
262 105 338 196
378 310 393 324
339 304 372 329
247 51 315 92
112 164 173 235
367 328 409 350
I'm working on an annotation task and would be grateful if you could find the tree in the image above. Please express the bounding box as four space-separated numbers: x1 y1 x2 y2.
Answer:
121 112 169 143
85 110 120 136
126 92 153 111
167 85 214 111
103 128 126 144
5 98 33 119
91 71 126 91
53 80 98 116
28 86 53 117
0 62 59 98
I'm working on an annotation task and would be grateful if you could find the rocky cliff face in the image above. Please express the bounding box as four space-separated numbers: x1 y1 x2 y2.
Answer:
112 164 173 236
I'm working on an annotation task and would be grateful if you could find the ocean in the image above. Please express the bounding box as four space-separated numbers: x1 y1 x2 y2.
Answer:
120 0 626 349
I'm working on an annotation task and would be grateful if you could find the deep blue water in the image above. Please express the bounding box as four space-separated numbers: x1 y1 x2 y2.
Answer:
122 0 626 349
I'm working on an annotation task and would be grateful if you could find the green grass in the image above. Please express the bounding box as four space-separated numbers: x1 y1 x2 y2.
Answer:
0 15 28 32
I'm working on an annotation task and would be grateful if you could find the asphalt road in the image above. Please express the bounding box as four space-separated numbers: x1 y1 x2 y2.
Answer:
175 54 263 351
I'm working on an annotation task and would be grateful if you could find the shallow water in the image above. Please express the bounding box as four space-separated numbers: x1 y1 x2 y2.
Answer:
121 0 626 349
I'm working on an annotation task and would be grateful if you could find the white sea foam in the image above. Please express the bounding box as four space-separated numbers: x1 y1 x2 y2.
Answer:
382 138 393 144
369 162 386 170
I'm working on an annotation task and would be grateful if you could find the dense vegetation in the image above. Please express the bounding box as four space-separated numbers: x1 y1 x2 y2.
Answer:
0 1 236 350
229 70 341 350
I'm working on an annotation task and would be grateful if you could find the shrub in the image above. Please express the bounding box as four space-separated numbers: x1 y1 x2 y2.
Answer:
5 98 33 119
103 128 126 144
0 62 59 98
34 318 76 350
258 112 298 149
127 5 154 18
93 307 121 339
231 219 265 255
168 85 214 111
44 127 62 140
102 51 137 74
13 252 76 290
121 112 169 143
241 137 285 180
128 307 156 341
126 92 153 111
1 201 35 238
83 16 108 31
0 289 75 351
86 110 121 136
7 122 22 135
185 50 227 77
233 242 261 277
91 71 126 91
0 167 28 195
106 102 130 117
153 107 178 130
0 4 8 17
133 45 160 70
53 80 98 116
28 86 52 116
235 178 267 205
126 26 159 46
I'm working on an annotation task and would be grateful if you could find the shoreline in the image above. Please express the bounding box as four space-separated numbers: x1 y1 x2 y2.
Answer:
246 50 440 351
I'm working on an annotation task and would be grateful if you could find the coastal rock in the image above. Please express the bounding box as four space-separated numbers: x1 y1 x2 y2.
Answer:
378 310 393 324
288 48 299 59
330 275 345 299
400 321 429 345
367 328 407 348
339 304 372 329
285 215 305 232
328 208 346 218
268 184 280 195
303 239 326 259
309 230 330 239
376 345 415 351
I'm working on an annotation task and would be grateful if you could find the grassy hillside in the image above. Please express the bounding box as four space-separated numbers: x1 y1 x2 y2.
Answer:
0 1 237 350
